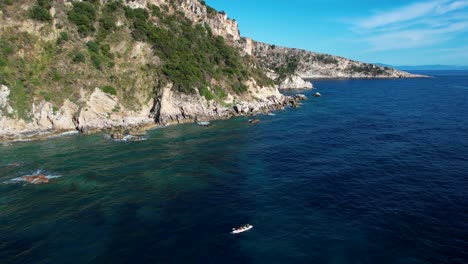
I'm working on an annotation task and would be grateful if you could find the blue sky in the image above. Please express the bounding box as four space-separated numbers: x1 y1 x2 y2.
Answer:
205 0 468 66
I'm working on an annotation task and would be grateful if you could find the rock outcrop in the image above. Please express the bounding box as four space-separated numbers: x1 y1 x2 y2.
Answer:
0 85 12 111
75 88 154 133
279 75 313 90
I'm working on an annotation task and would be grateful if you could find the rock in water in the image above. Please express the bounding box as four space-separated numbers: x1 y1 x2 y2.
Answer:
249 119 261 124
278 75 313 90
295 94 308 100
314 92 322 97
111 133 124 140
22 174 49 184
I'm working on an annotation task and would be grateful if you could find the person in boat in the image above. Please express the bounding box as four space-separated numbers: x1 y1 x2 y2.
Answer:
233 224 251 232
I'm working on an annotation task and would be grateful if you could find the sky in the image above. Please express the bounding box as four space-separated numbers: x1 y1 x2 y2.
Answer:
205 0 468 66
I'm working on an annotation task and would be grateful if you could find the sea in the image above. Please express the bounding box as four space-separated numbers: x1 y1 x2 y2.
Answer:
0 71 467 264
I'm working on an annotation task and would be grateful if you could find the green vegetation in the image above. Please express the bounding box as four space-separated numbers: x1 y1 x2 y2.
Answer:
0 34 35 118
316 54 338 64
29 0 52 22
57 32 69 44
97 1 120 41
0 37 13 70
71 50 86 63
124 7 272 94
349 64 387 76
86 41 100 53
149 4 160 16
0 0 14 10
199 86 214 101
275 57 299 82
213 85 227 99
67 1 97 36
9 80 31 120
206 5 217 16
101 85 117 95
86 40 114 69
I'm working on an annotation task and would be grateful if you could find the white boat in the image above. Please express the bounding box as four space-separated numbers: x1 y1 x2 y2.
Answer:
231 225 253 234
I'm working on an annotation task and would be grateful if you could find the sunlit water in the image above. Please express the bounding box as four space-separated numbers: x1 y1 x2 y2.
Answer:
1 71 467 263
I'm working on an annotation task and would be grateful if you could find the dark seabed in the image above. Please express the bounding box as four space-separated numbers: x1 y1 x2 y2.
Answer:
1 71 467 264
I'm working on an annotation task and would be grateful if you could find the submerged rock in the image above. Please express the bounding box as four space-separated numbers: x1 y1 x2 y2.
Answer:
22 174 49 184
8 162 20 168
249 119 261 124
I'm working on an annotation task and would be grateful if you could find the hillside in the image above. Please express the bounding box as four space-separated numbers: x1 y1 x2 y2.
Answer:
0 0 423 140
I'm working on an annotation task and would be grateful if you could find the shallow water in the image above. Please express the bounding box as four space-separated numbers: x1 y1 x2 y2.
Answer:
1 71 467 263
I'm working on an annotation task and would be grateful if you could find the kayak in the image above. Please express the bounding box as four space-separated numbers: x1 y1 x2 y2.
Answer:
231 225 253 234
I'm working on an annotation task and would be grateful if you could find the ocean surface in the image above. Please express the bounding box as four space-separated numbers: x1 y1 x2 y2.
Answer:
1 71 467 264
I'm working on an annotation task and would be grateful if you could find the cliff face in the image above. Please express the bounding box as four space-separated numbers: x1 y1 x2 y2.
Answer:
0 0 423 141
124 0 241 42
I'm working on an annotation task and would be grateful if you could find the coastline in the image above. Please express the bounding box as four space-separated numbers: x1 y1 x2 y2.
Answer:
0 93 308 143
302 74 431 80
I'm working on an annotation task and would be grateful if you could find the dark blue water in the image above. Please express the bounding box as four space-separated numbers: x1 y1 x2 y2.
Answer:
1 71 467 263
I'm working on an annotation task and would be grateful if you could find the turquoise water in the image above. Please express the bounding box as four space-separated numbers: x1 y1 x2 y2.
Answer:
1 71 467 263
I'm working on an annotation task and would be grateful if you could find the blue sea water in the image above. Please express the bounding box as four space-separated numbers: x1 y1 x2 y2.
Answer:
0 71 467 264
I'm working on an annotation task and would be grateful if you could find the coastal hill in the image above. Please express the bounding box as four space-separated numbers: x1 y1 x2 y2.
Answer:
252 42 424 80
0 0 422 140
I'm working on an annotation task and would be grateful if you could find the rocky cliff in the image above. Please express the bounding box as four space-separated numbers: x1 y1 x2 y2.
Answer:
0 0 282 140
0 0 423 141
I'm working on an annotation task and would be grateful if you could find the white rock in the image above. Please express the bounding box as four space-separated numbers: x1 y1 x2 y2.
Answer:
279 75 313 89
0 84 10 109
53 100 79 130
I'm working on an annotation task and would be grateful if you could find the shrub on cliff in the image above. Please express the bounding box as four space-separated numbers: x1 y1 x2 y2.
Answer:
124 7 272 94
29 4 52 22
101 85 117 95
199 87 215 101
68 1 97 36
71 50 85 63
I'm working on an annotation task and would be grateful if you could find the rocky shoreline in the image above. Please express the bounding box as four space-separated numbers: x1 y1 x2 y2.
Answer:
0 90 309 143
